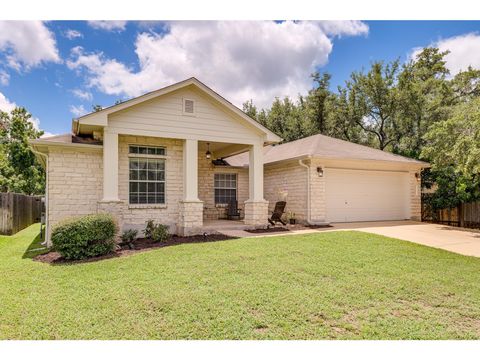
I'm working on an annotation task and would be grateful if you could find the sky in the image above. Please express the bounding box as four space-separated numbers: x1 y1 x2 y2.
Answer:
0 20 480 137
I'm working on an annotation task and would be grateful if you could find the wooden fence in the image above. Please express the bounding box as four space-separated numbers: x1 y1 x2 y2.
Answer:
422 197 480 229
0 193 43 235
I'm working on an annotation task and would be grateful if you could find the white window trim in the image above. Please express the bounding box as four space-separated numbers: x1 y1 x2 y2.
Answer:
128 144 167 158
214 172 238 206
128 149 167 206
182 98 196 116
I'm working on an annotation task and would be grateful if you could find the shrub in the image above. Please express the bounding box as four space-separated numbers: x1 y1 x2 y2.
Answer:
143 219 155 239
51 214 118 260
151 224 169 243
120 229 138 249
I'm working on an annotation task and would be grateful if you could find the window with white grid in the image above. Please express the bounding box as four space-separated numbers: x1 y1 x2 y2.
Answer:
214 173 237 205
129 146 166 204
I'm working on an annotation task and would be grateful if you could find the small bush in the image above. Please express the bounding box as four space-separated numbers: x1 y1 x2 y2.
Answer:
143 219 155 239
51 214 118 260
121 229 138 248
143 220 169 242
151 224 169 243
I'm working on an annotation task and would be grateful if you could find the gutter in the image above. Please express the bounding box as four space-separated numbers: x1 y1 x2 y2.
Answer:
32 149 50 247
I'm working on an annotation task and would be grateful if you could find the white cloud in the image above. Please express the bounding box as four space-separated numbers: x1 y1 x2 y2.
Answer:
0 70 9 85
0 21 61 71
411 32 480 75
71 88 92 101
67 21 368 108
0 91 41 130
87 21 127 32
0 91 16 113
316 21 369 37
64 29 83 40
69 104 87 117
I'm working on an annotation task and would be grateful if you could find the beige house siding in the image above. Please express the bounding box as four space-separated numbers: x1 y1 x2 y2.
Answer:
264 160 308 223
47 147 103 236
198 154 248 220
108 87 264 145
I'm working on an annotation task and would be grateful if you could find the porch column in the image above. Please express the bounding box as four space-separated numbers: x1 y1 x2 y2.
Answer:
102 129 119 201
244 141 268 226
178 139 203 236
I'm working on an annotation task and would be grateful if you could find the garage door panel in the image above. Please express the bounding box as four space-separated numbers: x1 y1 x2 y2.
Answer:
325 168 410 223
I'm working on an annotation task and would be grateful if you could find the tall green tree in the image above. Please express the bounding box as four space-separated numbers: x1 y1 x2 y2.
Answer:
306 72 332 133
0 107 45 194
396 48 451 158
340 60 402 150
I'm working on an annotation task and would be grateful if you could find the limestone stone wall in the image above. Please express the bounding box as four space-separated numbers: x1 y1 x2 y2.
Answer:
47 147 103 240
409 170 421 221
308 158 327 223
198 154 248 220
244 200 269 226
263 160 308 223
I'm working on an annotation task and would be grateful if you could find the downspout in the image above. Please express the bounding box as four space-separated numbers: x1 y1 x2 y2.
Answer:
298 157 312 224
32 149 50 247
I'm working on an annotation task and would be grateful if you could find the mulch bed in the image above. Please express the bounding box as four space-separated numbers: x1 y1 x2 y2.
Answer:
33 233 238 265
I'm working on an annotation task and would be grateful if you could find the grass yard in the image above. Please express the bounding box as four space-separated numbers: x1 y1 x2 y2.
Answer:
1 224 480 340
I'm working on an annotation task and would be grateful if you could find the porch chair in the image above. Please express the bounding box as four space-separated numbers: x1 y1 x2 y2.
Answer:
226 200 241 220
268 201 287 226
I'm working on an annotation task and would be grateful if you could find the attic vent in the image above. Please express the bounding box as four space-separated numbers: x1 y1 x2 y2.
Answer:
183 98 195 115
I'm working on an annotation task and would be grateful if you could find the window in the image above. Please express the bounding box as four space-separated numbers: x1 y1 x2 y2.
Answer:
214 173 237 205
129 145 165 156
129 146 166 205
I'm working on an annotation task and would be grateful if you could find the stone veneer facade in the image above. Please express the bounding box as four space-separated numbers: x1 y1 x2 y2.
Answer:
47 135 263 240
47 139 422 241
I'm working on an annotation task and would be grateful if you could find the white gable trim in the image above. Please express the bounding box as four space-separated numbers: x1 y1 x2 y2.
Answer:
74 77 281 143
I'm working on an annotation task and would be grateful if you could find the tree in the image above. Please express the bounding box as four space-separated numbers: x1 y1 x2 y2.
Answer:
306 72 332 133
422 98 480 178
340 60 402 150
396 48 451 158
0 107 45 194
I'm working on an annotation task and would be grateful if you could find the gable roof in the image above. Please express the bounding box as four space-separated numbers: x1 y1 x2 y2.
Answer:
225 134 430 167
73 77 281 143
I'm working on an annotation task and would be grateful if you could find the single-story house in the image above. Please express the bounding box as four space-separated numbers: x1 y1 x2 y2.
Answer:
31 77 429 246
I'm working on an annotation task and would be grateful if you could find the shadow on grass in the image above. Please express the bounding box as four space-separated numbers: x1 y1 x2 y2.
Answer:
22 225 49 259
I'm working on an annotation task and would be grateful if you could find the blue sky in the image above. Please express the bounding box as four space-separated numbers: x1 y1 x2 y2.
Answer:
0 20 480 136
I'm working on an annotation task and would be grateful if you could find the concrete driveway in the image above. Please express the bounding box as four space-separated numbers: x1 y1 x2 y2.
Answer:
331 221 480 257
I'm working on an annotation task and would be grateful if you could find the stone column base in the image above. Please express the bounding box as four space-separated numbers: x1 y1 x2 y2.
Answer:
178 200 204 236
244 200 269 227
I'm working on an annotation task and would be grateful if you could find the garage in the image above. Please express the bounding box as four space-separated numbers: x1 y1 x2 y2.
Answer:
325 168 410 223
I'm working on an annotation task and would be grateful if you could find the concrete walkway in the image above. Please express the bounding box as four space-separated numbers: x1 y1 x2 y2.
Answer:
219 220 480 258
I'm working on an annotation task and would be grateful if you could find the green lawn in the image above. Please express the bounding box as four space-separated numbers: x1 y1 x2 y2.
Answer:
1 224 480 340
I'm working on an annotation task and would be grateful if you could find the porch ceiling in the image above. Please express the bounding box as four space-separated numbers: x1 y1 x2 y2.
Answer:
199 140 249 159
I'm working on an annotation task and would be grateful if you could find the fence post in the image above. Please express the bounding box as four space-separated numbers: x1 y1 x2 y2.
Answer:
458 204 464 228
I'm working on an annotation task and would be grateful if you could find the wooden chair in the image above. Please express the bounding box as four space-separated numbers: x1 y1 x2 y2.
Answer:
268 201 287 225
226 200 241 220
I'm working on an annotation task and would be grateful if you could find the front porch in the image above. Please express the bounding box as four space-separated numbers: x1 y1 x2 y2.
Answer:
100 133 270 236
177 139 269 235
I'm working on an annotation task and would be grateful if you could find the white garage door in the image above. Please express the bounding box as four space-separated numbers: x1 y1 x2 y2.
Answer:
325 168 410 223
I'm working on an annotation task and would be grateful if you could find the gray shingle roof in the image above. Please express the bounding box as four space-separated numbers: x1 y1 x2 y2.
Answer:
225 134 429 167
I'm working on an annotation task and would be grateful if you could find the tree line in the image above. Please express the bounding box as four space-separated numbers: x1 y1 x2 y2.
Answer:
243 48 480 209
